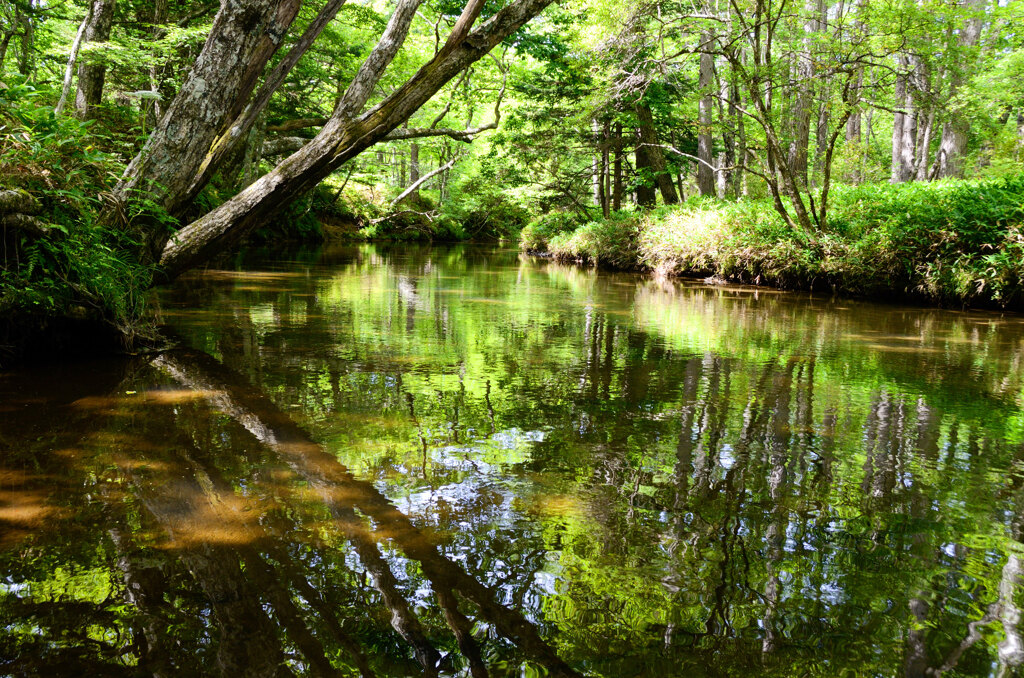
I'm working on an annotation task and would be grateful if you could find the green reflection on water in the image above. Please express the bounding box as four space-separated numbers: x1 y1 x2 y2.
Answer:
3 242 1024 676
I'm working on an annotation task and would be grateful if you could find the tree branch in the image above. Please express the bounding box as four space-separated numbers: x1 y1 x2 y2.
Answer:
392 155 458 205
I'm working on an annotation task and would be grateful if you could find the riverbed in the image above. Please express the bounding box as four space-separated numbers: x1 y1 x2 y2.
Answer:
2 243 1024 676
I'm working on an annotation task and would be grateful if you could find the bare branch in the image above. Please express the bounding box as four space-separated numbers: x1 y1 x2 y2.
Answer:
392 155 458 205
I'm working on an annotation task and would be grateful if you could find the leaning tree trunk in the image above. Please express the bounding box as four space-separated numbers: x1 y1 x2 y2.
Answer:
54 9 91 116
73 0 116 120
111 0 303 260
409 140 420 198
158 0 554 279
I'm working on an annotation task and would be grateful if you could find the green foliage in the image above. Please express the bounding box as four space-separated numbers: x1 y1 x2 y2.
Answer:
0 79 153 333
546 211 641 268
524 176 1024 308
520 211 582 250
247 187 332 245
437 184 530 241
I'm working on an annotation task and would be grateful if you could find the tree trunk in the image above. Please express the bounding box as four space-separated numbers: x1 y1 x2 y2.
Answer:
600 120 610 217
936 0 986 178
158 0 554 279
409 140 420 198
788 5 816 188
112 0 304 256
0 29 15 73
612 122 622 211
890 65 907 183
898 59 917 182
634 137 656 208
240 116 267 189
1016 110 1024 162
146 0 169 127
17 8 33 77
635 102 678 204
697 33 715 197
55 9 91 116
591 118 601 207
73 0 116 120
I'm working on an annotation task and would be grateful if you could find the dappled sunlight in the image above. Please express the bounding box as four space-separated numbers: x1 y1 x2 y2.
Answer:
0 469 64 546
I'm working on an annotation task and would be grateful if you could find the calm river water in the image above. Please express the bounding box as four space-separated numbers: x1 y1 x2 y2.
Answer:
3 243 1024 676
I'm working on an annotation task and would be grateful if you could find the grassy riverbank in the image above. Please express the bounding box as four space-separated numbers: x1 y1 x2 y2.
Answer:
521 177 1024 309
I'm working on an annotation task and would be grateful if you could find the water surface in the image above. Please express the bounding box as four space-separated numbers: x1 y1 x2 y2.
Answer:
3 243 1024 676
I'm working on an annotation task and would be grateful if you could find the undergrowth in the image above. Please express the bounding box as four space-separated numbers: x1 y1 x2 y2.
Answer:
522 176 1024 309
0 79 154 347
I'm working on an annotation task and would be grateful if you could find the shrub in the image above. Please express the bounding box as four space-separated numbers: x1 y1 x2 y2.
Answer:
547 212 641 268
0 79 154 339
520 211 582 251
522 175 1024 308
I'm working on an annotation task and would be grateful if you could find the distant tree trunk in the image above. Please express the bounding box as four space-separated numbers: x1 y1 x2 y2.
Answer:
73 0 116 120
845 77 862 145
845 69 862 184
915 109 935 181
635 102 678 204
600 120 610 217
239 116 266 189
1016 110 1024 162
612 122 623 211
146 0 169 127
409 140 420 198
592 118 602 207
54 9 91 116
720 70 738 198
17 8 33 77
697 32 715 197
897 58 917 182
0 26 15 72
635 135 656 208
789 19 814 187
936 0 985 178
890 65 907 183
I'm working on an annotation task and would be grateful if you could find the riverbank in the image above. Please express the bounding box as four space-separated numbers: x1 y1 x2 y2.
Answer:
520 177 1024 310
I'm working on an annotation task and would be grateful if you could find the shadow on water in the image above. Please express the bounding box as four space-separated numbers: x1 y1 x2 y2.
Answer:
3 242 1024 676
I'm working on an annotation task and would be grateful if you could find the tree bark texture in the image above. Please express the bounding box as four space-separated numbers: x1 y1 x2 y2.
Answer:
635 103 678 205
634 140 656 208
55 9 91 116
890 66 907 183
73 0 115 120
158 0 555 279
113 0 303 258
697 34 715 197
612 122 622 211
936 0 986 178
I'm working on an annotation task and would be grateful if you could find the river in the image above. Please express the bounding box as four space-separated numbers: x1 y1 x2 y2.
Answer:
2 243 1024 676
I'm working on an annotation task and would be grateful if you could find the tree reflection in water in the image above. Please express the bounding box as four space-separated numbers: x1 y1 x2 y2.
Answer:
2 243 1024 676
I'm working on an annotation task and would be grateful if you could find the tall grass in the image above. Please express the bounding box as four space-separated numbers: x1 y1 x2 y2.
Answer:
522 176 1024 308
